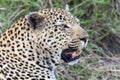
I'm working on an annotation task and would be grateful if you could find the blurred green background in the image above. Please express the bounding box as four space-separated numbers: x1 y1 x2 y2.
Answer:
0 0 120 80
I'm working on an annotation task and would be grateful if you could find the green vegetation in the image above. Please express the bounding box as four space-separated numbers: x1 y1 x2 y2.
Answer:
0 0 120 80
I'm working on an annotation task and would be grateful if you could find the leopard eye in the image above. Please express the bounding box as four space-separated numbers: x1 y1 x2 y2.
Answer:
63 24 69 28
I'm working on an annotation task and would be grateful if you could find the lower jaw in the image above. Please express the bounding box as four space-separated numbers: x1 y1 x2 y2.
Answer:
67 59 79 65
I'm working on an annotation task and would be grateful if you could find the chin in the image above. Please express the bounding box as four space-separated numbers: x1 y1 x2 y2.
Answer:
67 59 79 65
61 48 82 65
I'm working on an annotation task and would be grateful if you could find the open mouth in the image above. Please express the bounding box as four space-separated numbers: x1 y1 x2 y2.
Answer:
61 48 82 63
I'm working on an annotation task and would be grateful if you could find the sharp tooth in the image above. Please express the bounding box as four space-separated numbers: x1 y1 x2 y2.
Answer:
72 52 77 58
78 52 80 55
78 50 82 55
72 51 82 58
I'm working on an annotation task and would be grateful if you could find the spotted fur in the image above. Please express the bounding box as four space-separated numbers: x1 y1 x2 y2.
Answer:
0 8 88 80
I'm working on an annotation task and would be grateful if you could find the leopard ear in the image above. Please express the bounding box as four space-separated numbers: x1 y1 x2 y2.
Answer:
27 12 45 29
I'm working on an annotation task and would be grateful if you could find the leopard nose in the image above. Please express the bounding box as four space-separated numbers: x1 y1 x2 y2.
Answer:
80 37 88 43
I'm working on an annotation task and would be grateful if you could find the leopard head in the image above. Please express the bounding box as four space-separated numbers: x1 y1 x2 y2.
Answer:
27 8 88 66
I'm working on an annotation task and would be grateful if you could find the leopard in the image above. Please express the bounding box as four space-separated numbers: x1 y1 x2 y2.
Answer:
0 8 88 80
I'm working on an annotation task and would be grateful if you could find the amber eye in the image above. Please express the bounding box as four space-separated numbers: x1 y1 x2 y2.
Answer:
63 24 69 28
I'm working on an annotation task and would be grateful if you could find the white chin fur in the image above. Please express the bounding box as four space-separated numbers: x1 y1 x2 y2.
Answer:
67 59 79 65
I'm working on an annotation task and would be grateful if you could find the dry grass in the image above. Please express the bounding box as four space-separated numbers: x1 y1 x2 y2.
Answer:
57 53 120 80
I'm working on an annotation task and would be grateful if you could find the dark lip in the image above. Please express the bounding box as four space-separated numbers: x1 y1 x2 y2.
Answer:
61 48 80 63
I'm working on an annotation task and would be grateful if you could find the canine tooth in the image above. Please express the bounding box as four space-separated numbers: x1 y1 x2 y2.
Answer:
72 52 77 58
78 52 80 55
